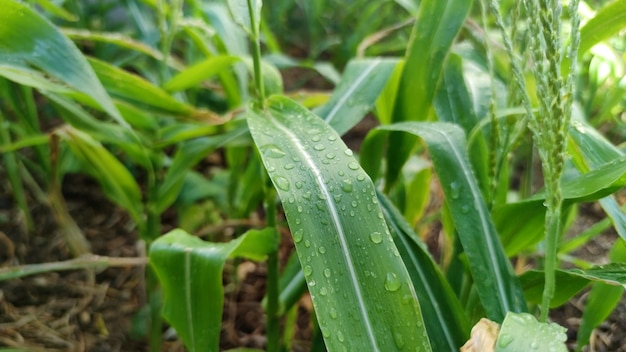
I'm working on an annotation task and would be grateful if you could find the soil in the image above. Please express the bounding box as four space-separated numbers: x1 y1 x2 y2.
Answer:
0 119 624 351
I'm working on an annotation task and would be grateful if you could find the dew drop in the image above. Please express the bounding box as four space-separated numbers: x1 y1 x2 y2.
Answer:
314 144 325 151
297 205 303 213
384 272 401 292
351 200 358 208
450 182 461 199
344 149 353 157
262 144 286 158
319 246 327 254
303 265 313 277
323 268 331 278
328 135 337 141
369 231 383 244
461 204 470 213
498 334 513 347
329 307 338 319
275 176 290 191
284 163 295 170
303 191 312 200
337 330 345 342
357 174 366 181
295 181 303 189
304 240 311 248
321 326 331 338
326 153 336 159
341 179 353 193
293 229 304 243
393 331 405 349
348 162 359 170
319 287 328 296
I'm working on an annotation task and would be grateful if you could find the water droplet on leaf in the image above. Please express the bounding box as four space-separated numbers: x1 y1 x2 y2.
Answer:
384 272 401 292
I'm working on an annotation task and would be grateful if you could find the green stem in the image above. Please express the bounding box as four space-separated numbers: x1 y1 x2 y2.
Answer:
541 205 562 321
264 191 281 350
247 0 265 104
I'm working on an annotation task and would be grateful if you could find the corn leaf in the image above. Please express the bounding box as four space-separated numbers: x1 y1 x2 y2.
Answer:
314 58 398 136
58 128 143 223
495 312 567 351
0 0 124 125
149 228 278 352
385 0 472 187
246 96 431 351
361 122 527 322
569 120 626 240
378 191 470 350
163 55 241 92
579 0 626 56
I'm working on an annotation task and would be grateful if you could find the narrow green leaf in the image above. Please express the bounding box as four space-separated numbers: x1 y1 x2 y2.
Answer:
577 239 626 349
58 128 143 223
385 0 472 187
579 0 626 56
495 312 567 351
34 0 77 21
246 96 431 351
87 57 195 116
362 122 527 321
163 55 241 92
394 0 472 123
314 58 398 136
378 191 470 351
149 228 278 352
434 53 490 198
157 127 248 213
565 263 626 286
62 28 177 67
0 0 124 125
569 120 626 240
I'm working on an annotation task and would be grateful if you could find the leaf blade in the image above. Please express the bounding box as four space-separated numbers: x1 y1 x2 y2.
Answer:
247 96 431 351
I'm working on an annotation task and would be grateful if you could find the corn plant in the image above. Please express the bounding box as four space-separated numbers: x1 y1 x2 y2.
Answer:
1 0 626 351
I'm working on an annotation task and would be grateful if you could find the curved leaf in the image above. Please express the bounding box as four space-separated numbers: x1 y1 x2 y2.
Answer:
0 0 124 125
385 0 472 187
246 96 431 351
378 191 470 350
361 122 527 322
149 228 278 352
314 58 398 136
579 0 626 56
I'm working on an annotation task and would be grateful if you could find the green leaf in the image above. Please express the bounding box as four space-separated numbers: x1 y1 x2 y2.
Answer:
227 0 262 35
157 126 248 213
0 0 124 126
246 96 431 351
579 0 626 56
149 228 278 352
362 122 527 322
87 57 196 117
314 58 398 136
519 270 590 308
385 0 472 187
569 120 626 240
576 238 626 349
378 191 470 351
163 55 241 92
58 128 143 224
495 312 567 351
